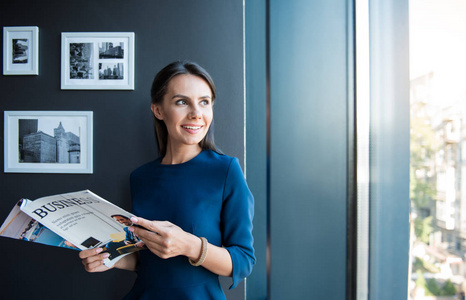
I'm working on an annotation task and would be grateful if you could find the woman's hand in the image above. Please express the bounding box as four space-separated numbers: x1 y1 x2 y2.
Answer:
130 216 233 276
79 248 139 272
129 217 201 261
79 247 112 273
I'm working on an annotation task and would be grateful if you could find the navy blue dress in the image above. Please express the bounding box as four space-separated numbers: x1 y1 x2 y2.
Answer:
123 150 255 299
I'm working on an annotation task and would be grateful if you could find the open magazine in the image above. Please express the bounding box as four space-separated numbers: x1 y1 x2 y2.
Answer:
0 190 146 267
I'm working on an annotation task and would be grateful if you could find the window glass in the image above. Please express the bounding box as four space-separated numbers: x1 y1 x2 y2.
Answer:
409 0 466 299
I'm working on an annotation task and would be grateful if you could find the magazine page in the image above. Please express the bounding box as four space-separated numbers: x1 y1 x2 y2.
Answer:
19 190 146 267
0 199 77 250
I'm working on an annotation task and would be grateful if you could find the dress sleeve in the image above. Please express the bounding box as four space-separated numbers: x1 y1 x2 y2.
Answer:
221 157 256 289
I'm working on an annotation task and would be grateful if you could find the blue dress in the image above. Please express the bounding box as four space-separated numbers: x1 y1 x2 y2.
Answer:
123 150 255 299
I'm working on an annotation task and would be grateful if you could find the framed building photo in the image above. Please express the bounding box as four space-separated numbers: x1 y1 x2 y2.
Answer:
3 26 39 75
4 111 93 174
61 32 135 90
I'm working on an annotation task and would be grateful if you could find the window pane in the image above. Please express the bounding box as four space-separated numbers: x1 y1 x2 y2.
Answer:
409 0 466 299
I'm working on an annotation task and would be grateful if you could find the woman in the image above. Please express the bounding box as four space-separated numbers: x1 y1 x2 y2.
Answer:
79 61 255 299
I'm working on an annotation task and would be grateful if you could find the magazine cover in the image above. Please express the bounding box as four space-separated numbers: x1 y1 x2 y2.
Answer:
0 190 146 267
0 199 77 250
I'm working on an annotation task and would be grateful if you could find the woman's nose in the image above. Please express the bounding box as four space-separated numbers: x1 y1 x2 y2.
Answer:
188 107 202 119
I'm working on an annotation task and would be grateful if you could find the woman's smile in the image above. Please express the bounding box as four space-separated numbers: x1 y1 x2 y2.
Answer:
181 124 204 133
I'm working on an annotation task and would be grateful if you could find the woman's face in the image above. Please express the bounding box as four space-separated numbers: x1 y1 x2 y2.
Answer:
152 74 213 151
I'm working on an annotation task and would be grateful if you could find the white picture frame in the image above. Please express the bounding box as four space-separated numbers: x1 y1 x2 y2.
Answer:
61 32 135 90
4 111 93 174
3 26 39 75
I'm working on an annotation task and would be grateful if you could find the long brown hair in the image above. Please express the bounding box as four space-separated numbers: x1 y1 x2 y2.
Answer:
150 61 218 157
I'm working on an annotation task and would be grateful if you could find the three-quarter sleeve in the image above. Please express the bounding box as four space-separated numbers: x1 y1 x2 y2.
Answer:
221 158 255 289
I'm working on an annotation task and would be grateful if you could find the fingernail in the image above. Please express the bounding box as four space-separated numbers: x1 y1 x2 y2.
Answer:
103 253 110 258
95 248 103 253
128 226 134 232
131 217 138 223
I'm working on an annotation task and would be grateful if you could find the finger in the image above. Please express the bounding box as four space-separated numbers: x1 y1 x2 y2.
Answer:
81 251 109 266
136 233 175 259
83 256 107 272
143 241 172 259
84 256 110 273
131 225 161 241
79 247 103 259
64 240 77 248
129 230 166 253
134 233 165 253
131 217 170 234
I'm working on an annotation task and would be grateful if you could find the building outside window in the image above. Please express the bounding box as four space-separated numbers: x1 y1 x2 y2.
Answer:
409 0 466 299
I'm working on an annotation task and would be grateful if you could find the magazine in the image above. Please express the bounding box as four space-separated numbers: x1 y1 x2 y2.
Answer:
0 190 146 267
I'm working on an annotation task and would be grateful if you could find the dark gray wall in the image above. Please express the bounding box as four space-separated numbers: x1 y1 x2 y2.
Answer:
0 1 245 299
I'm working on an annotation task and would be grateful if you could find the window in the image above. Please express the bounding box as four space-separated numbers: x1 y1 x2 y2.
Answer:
409 0 466 298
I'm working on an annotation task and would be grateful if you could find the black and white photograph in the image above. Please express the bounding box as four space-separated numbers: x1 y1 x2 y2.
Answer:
3 26 39 75
18 118 81 164
61 32 134 90
70 43 94 79
4 111 93 173
99 41 124 59
99 63 124 80
12 39 28 64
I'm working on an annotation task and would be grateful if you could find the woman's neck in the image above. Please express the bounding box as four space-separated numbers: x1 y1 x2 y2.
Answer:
162 143 202 165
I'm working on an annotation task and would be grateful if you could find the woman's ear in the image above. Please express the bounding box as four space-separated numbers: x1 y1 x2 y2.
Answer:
151 103 163 120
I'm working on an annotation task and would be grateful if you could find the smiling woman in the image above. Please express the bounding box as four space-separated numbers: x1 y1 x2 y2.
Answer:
150 61 218 160
151 73 214 164
78 61 255 300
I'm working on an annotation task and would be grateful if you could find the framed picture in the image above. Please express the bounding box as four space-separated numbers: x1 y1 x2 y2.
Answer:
61 32 135 90
4 111 93 174
3 26 39 75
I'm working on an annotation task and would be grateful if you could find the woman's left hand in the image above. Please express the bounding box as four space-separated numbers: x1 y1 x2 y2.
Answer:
128 217 200 260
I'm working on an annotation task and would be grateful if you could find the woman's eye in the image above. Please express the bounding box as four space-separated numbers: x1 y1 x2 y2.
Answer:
200 99 210 105
175 99 187 105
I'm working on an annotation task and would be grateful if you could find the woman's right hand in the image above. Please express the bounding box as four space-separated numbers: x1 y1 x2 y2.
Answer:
79 247 112 273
